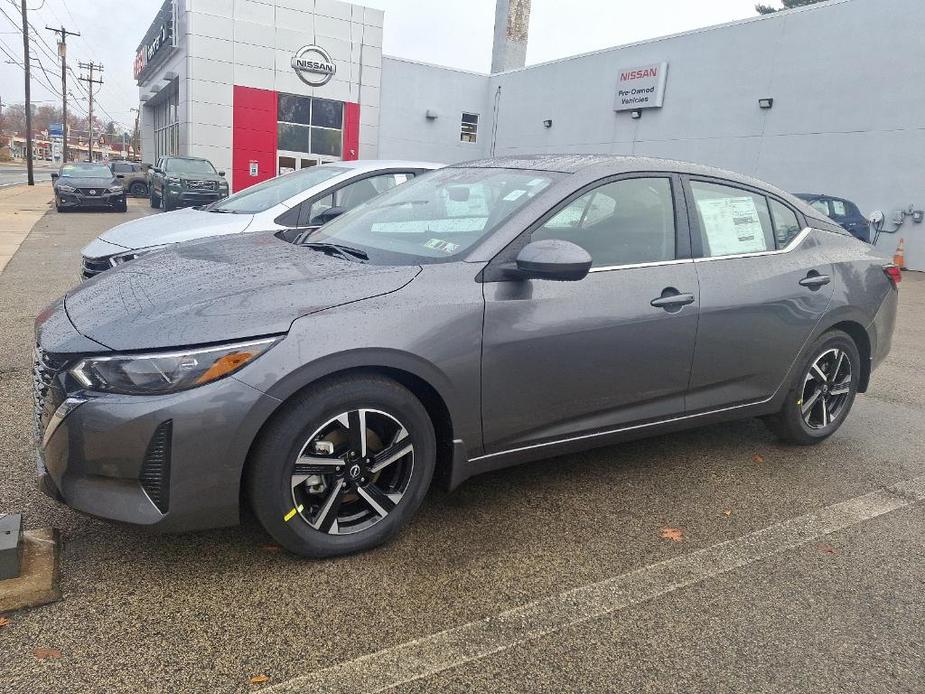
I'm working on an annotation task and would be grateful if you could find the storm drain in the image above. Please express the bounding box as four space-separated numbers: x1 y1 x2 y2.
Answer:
140 421 172 514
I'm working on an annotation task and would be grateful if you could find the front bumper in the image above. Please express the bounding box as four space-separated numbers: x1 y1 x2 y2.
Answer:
36 364 280 532
57 190 125 208
166 189 225 207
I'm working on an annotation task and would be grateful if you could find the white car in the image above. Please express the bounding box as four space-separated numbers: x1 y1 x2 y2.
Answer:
80 160 441 278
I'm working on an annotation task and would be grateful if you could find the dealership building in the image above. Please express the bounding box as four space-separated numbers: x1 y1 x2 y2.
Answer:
135 0 925 268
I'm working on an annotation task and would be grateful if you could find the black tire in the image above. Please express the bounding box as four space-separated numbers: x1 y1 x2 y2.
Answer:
163 196 175 212
763 329 860 445
129 182 147 197
247 375 436 558
116 199 127 213
149 190 160 209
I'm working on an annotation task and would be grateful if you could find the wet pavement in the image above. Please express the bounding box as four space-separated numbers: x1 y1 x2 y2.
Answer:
0 202 922 693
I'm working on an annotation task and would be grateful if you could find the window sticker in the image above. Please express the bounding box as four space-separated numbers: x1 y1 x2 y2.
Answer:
503 189 526 202
423 238 461 254
697 196 767 255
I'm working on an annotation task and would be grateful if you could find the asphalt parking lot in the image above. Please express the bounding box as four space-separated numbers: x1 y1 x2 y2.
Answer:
1 198 923 693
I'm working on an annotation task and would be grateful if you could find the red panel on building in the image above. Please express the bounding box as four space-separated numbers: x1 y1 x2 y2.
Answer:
343 102 360 161
232 85 278 192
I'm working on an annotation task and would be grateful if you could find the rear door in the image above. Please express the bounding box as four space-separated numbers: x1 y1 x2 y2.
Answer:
481 174 701 453
684 178 834 411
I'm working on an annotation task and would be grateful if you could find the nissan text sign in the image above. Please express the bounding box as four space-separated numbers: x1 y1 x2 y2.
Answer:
614 62 668 111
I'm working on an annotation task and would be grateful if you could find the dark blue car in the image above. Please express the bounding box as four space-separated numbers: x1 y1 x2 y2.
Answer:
796 193 869 242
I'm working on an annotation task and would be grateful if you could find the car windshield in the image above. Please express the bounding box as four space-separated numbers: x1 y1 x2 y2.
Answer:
205 165 348 214
300 167 561 264
166 158 217 175
60 163 111 178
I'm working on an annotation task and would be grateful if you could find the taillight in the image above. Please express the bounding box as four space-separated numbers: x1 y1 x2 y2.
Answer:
883 264 902 287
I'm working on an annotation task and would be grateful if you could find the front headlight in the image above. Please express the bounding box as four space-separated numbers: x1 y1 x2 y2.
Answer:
166 176 181 186
57 184 76 193
70 337 282 395
109 245 167 266
109 185 123 193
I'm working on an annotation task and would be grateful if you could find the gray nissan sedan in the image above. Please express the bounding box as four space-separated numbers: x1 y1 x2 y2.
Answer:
34 155 899 557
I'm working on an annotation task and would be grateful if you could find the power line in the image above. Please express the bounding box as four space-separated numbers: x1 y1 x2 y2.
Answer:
77 59 101 160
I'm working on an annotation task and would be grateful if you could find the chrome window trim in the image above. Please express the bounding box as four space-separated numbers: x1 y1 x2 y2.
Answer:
588 257 694 273
693 227 812 263
471 394 774 463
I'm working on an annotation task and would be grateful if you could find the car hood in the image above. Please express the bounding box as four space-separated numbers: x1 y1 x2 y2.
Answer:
65 232 421 350
98 207 254 250
57 176 114 188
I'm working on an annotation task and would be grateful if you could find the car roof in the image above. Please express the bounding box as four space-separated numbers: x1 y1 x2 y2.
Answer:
330 159 443 172
457 153 831 227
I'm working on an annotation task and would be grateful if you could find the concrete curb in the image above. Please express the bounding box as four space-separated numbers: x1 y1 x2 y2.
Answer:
0 529 62 614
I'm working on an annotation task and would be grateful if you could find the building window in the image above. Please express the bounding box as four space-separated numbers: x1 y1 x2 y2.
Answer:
277 93 344 158
152 79 179 162
460 113 479 143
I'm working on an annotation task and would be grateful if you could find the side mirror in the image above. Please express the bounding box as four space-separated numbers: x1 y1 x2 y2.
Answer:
515 239 592 281
152 167 163 174
218 171 225 177
869 210 885 231
311 206 347 226
50 172 59 180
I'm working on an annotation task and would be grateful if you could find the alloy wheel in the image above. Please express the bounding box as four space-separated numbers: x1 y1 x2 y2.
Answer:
800 348 852 430
289 409 414 535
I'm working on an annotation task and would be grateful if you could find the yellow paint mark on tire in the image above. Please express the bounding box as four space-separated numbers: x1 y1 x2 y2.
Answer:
284 505 304 522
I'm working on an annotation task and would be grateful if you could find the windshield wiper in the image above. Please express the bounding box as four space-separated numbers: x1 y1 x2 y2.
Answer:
208 208 237 214
302 242 368 262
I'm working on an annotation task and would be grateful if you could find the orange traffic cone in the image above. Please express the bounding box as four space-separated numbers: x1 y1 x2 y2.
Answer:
893 238 907 270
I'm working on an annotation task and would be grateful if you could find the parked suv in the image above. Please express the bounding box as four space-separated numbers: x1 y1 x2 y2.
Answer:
149 156 229 211
795 193 869 242
111 161 149 197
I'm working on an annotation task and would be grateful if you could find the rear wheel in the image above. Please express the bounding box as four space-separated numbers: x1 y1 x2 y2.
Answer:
764 330 860 445
247 375 436 558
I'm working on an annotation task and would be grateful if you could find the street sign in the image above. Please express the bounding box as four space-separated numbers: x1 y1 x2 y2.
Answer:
49 123 64 138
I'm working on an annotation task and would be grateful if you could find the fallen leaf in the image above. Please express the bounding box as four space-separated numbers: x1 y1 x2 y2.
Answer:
250 674 270 685
723 509 733 517
753 454 765 464
33 648 62 660
661 527 684 542
0 617 10 628
818 543 838 555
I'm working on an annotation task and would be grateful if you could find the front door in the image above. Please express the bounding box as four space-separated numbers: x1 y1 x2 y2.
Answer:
684 178 835 411
481 175 700 454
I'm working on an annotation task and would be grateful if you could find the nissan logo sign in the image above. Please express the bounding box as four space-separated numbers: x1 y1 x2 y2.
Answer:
291 44 336 87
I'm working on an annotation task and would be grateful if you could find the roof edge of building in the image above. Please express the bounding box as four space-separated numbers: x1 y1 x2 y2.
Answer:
381 55 490 78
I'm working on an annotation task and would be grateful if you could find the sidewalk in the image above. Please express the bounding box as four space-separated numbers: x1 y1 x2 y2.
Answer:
0 183 53 273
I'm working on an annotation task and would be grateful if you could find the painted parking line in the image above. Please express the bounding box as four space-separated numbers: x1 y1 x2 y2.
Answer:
264 475 925 693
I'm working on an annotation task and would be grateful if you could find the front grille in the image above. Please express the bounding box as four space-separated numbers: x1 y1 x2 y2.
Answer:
32 346 66 446
81 255 112 279
140 421 172 514
76 187 106 196
184 180 216 191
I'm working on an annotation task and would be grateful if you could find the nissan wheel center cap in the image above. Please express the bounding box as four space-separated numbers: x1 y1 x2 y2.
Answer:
291 44 336 87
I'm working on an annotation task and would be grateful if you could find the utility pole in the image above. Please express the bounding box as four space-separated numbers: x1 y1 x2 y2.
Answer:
77 60 103 162
46 25 80 163
130 106 139 161
20 0 34 184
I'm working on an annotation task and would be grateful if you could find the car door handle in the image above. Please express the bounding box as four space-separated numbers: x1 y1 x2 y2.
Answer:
799 274 831 288
650 292 696 309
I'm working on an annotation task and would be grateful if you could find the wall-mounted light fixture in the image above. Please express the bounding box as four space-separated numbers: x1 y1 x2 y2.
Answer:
425 109 438 120
543 119 553 128
631 110 642 120
758 98 774 109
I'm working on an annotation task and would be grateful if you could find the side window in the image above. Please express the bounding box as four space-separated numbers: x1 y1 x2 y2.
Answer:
690 181 775 257
305 193 336 226
533 177 676 268
334 173 412 210
275 204 303 228
769 199 802 248
112 162 128 174
830 199 848 217
809 199 830 217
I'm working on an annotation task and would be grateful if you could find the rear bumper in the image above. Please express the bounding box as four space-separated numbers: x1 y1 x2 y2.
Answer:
37 376 280 532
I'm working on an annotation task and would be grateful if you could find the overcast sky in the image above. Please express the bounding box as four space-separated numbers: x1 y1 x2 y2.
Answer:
0 0 764 131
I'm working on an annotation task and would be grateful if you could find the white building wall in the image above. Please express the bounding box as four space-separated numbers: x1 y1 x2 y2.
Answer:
378 0 925 267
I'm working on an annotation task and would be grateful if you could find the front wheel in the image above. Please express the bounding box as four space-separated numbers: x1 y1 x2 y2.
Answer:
129 182 147 197
149 190 160 209
764 330 860 445
247 375 436 558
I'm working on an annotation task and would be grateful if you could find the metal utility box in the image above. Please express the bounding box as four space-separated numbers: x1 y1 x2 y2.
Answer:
0 513 23 580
